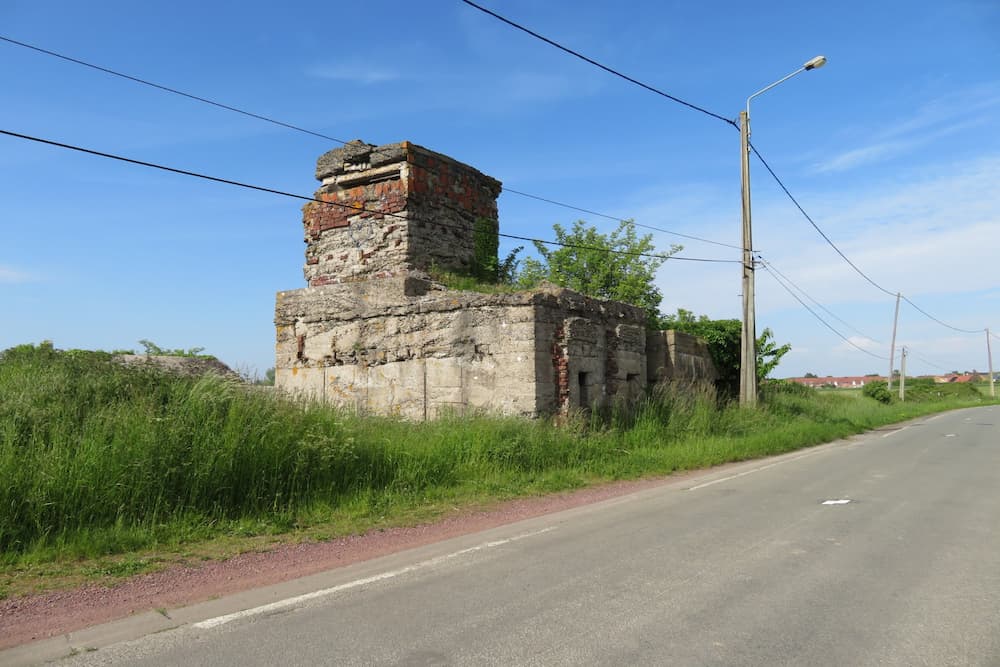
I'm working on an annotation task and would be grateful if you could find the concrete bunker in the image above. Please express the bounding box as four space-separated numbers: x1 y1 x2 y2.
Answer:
275 140 716 418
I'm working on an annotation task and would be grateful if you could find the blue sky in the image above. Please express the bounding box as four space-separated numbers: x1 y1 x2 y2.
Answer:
2 0 998 379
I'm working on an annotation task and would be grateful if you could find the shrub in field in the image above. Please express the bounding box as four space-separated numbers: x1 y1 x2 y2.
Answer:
862 380 893 404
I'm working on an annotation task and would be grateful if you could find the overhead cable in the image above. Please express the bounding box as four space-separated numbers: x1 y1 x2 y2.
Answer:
758 259 887 360
0 35 352 146
749 142 985 336
903 347 952 373
748 144 894 297
756 254 882 343
457 1 736 127
0 128 739 265
501 187 742 250
899 296 982 335
0 34 738 253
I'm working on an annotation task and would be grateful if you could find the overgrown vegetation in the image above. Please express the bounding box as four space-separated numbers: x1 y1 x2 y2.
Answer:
1 343 992 575
860 377 984 403
515 220 680 325
136 339 212 358
660 308 791 395
862 380 893 403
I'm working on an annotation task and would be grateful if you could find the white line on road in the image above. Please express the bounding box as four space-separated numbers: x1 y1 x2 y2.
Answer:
686 450 825 492
192 526 556 630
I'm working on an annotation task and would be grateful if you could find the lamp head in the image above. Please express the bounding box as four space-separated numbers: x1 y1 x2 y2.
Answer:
804 55 827 71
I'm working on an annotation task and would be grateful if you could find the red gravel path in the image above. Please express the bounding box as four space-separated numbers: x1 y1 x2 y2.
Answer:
0 474 688 649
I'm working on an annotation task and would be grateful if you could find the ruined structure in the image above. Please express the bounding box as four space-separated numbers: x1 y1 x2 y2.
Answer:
275 141 715 418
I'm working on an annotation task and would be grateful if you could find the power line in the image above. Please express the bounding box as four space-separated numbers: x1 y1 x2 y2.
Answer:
0 34 352 146
749 142 986 336
903 347 951 373
758 259 887 361
0 128 739 266
500 187 743 250
458 1 736 127
0 33 739 253
756 254 883 344
748 143 894 297
762 254 962 370
900 295 982 335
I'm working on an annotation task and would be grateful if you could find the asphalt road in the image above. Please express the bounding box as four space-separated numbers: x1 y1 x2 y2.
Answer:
21 406 1000 665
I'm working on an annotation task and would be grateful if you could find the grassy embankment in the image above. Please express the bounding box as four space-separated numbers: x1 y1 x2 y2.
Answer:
0 343 994 595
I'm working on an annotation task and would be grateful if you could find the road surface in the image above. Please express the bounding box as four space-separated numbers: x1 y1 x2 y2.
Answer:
8 406 1000 666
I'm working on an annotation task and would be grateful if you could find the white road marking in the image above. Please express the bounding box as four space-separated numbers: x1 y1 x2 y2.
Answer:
882 426 910 438
945 434 957 438
822 499 852 505
193 526 556 630
686 450 823 491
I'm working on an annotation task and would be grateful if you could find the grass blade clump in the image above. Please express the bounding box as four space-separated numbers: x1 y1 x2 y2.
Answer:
0 343 994 567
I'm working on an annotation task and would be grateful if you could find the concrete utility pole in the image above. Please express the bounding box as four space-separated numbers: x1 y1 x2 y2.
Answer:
739 110 757 407
987 328 995 398
738 55 826 408
888 292 901 390
899 346 907 401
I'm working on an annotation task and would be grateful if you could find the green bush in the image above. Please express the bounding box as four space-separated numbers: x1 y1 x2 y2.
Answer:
862 380 893 403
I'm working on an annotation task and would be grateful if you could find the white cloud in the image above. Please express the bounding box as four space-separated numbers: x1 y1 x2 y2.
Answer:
812 84 1000 174
0 265 35 283
813 141 906 174
308 63 400 85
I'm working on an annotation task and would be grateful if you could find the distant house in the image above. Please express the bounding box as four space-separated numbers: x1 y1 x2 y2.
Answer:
787 375 885 388
935 373 982 384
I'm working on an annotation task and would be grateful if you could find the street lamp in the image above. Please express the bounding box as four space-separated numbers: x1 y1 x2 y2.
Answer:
739 55 827 407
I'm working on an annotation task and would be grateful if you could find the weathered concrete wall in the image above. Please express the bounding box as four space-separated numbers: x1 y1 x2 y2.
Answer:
647 330 718 384
540 293 647 413
302 141 502 286
275 277 648 418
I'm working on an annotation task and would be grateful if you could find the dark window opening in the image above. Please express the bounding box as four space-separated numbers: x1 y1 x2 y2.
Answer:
578 372 589 407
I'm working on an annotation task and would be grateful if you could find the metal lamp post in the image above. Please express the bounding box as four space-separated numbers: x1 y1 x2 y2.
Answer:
739 55 827 407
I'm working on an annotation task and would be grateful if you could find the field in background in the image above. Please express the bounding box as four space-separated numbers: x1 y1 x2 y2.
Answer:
1 343 994 596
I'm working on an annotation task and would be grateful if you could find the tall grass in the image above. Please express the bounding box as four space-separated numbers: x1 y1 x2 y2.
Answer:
0 344 992 565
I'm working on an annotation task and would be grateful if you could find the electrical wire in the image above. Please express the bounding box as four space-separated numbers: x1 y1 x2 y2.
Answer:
903 347 951 373
758 256 965 372
749 142 987 336
758 261 887 361
0 35 353 146
748 143 894 297
756 254 882 343
900 296 982 335
500 187 742 250
458 1 736 127
0 128 740 265
0 33 739 253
